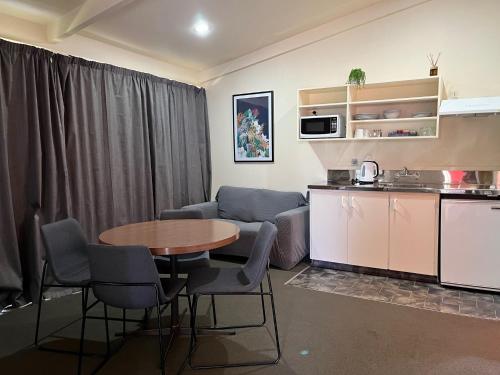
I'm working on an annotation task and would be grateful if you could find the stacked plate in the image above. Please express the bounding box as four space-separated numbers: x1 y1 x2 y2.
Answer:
411 112 432 118
353 113 378 120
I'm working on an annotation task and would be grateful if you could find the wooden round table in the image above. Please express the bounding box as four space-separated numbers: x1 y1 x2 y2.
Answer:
99 219 240 256
99 219 240 334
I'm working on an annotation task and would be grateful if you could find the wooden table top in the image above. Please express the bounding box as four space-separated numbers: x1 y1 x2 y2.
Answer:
99 219 240 256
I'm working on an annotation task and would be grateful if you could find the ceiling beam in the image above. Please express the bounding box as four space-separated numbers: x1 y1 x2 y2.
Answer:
48 0 139 42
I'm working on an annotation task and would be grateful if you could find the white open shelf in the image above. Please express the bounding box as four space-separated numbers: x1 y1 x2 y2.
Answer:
297 76 445 141
350 96 438 105
350 116 437 124
298 102 347 109
298 135 438 142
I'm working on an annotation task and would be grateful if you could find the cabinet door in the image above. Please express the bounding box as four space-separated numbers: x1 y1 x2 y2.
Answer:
441 200 500 288
389 193 438 275
310 190 348 263
347 191 389 269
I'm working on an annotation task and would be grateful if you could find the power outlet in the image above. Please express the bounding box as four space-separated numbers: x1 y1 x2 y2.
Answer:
351 158 358 166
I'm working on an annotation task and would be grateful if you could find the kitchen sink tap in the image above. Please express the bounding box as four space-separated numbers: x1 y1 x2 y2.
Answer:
396 167 420 179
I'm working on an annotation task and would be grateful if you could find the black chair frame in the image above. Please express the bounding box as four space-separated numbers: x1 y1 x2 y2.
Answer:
187 265 281 370
34 261 146 367
81 281 173 375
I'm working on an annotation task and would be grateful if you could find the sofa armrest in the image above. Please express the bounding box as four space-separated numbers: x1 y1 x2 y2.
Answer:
182 201 219 219
272 205 310 270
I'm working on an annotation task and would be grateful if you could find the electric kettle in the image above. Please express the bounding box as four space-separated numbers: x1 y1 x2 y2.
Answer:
357 161 379 184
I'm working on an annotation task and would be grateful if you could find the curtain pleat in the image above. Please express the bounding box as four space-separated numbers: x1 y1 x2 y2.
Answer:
0 39 211 308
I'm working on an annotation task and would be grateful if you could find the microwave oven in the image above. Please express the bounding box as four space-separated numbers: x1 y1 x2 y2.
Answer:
300 115 346 139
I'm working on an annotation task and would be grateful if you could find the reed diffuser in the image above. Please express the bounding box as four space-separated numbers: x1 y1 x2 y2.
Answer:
427 52 440 76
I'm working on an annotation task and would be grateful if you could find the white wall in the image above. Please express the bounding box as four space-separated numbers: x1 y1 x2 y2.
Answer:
205 0 500 196
0 13 198 85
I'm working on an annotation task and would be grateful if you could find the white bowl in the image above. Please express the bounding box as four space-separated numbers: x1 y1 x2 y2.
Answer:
383 109 401 119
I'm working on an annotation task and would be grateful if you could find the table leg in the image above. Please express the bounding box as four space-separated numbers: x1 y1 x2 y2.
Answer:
170 255 180 328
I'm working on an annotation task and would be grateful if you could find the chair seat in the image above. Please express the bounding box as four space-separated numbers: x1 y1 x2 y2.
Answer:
54 260 90 286
187 267 255 295
155 254 210 274
160 277 188 303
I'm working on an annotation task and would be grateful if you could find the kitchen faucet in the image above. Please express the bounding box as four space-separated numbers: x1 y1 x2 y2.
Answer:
396 166 420 178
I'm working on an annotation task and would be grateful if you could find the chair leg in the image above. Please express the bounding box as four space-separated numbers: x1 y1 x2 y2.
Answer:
157 300 165 375
188 276 281 370
122 309 126 335
104 304 110 357
211 295 217 327
200 284 267 331
267 269 281 363
260 282 267 325
142 308 148 328
188 294 199 367
34 261 47 346
35 270 105 358
192 296 199 344
77 287 89 375
187 294 192 314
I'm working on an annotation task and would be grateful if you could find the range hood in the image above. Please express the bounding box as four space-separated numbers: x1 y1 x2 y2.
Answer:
439 96 500 116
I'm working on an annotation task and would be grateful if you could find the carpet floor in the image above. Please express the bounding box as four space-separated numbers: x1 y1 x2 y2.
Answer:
1 259 500 374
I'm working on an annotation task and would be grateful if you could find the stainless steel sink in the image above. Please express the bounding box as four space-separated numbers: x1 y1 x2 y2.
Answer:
379 182 425 188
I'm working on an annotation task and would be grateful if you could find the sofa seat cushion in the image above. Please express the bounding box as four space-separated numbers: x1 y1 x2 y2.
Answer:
216 186 307 223
212 220 262 258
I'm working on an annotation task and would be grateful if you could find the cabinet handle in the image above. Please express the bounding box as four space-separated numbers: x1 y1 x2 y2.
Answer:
390 198 398 212
492 206 500 210
341 196 348 209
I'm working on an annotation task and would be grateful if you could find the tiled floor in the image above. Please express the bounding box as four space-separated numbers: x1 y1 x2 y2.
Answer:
286 266 500 320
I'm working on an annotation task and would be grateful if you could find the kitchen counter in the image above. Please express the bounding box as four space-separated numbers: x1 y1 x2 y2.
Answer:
308 169 500 284
308 181 500 197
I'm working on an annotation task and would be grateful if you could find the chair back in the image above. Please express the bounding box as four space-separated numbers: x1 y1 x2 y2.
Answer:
159 209 203 220
88 244 166 309
40 218 89 284
241 221 277 288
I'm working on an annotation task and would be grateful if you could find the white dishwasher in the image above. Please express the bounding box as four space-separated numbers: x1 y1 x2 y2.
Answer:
441 198 500 291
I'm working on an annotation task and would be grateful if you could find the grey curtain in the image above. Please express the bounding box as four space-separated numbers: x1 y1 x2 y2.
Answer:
0 39 211 308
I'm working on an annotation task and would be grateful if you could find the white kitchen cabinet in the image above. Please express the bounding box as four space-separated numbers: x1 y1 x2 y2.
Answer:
388 193 438 275
347 191 389 269
310 189 348 263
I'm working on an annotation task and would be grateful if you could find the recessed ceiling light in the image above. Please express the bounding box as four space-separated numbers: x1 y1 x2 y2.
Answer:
192 18 211 37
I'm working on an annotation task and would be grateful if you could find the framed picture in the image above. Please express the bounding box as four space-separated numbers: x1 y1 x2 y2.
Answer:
233 91 274 162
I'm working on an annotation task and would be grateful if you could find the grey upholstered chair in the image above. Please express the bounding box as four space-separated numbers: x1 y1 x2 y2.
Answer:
155 208 218 327
186 221 281 369
155 208 209 274
37 218 93 358
87 244 186 375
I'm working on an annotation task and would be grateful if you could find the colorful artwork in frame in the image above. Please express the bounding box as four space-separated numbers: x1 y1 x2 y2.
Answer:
233 91 274 162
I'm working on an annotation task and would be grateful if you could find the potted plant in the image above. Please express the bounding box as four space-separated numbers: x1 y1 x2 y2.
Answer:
347 68 366 87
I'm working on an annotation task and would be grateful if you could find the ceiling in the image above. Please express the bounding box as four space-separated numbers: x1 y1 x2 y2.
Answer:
0 0 86 21
21 0 85 14
1 0 386 71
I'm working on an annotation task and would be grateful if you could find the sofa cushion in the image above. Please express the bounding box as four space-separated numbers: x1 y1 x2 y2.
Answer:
216 186 307 223
212 220 262 258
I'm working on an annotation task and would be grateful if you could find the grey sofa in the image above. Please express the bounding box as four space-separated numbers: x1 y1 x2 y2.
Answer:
183 186 309 270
